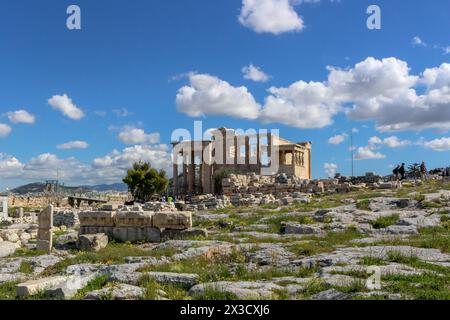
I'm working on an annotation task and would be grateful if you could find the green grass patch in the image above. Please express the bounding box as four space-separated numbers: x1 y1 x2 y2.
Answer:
356 199 371 211
287 228 364 257
386 251 419 264
72 275 109 300
12 248 47 257
382 272 450 300
42 242 173 276
192 286 240 300
18 261 34 274
138 275 188 300
0 281 19 300
421 201 443 209
360 256 386 266
377 227 450 253
370 214 399 229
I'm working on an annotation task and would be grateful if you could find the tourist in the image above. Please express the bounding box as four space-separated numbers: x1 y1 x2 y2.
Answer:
420 161 428 180
392 165 400 180
399 163 406 180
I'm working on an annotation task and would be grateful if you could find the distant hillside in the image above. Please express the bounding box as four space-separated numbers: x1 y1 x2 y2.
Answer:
79 183 128 192
11 182 128 195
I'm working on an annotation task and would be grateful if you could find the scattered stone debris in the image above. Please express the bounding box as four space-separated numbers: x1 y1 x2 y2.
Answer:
76 233 109 252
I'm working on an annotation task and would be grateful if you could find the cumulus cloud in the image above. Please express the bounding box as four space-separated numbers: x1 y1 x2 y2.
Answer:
269 58 450 131
238 0 304 35
242 64 271 82
324 162 337 178
0 153 24 178
1 143 172 187
92 144 171 182
345 60 450 132
423 137 450 151
354 146 386 160
328 133 348 145
57 140 89 150
368 136 412 148
174 58 450 132
176 73 261 120
6 110 35 124
0 124 11 137
48 94 85 120
118 126 161 145
260 81 340 128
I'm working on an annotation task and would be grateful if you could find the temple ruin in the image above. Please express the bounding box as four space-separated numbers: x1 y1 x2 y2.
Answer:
172 128 312 195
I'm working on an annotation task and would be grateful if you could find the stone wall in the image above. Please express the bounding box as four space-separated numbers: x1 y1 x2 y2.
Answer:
53 210 80 228
78 208 193 243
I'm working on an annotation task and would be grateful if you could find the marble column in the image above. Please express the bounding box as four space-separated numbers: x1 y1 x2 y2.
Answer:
173 155 178 196
183 153 188 194
256 133 260 165
234 136 238 165
188 150 195 194
245 136 250 166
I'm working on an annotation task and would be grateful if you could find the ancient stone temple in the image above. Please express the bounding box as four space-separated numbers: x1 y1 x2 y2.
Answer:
172 128 312 195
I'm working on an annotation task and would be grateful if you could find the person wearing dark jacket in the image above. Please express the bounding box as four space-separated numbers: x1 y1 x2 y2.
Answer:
392 165 400 180
399 163 406 180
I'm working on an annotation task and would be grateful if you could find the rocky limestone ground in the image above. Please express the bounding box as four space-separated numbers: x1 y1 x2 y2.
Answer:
0 180 449 300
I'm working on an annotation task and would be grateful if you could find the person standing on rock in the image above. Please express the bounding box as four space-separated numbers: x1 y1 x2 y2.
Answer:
420 161 428 180
399 163 406 180
392 165 400 181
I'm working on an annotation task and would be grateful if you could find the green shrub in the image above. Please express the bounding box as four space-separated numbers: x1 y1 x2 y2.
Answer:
356 199 371 211
370 214 399 229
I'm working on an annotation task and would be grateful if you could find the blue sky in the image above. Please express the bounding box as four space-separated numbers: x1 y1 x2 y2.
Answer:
1 0 450 190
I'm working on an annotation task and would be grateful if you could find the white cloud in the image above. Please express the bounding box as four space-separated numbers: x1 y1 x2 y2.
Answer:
328 133 347 145
48 94 85 120
0 124 12 137
92 144 171 182
421 63 450 89
2 143 172 187
260 80 339 128
354 146 386 160
0 153 24 178
324 162 337 178
238 0 304 35
337 58 450 132
6 110 35 124
330 57 418 102
176 73 261 120
57 140 89 150
242 64 270 82
113 108 132 118
174 58 450 132
368 136 411 148
423 137 450 151
118 126 161 145
412 36 426 47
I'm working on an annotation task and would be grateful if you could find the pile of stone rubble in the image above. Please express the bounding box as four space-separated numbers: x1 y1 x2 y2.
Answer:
181 195 231 211
222 173 409 197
